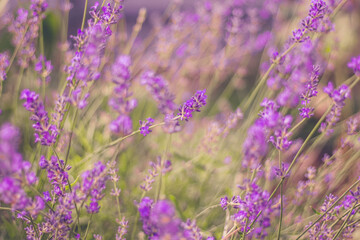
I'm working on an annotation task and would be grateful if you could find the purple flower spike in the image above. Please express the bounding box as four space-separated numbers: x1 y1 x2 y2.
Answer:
139 118 155 136
178 89 207 121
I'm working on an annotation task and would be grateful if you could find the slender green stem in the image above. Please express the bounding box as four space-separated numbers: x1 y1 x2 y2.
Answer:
77 117 180 167
242 218 249 240
277 150 283 240
65 109 79 167
83 213 93 240
39 20 46 99
13 67 24 109
277 183 284 240
81 0 89 31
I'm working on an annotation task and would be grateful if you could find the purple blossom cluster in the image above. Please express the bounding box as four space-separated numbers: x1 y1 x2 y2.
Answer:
35 55 53 84
299 65 320 118
141 71 177 115
348 55 360 76
137 197 202 239
109 55 137 135
39 155 69 196
78 162 108 214
65 2 123 109
306 187 360 239
20 89 59 146
320 82 351 135
220 182 273 239
139 117 154 136
243 99 293 167
292 0 331 43
0 52 9 82
178 89 207 121
140 157 172 192
0 123 43 218
7 0 48 68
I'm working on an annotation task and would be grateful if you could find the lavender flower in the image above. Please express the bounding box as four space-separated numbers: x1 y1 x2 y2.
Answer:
109 55 137 135
320 82 351 135
139 117 154 136
299 65 320 118
77 162 108 214
20 89 59 146
137 198 194 239
178 89 207 121
140 157 172 192
0 52 9 82
0 123 43 219
39 155 69 196
35 55 53 84
348 55 360 75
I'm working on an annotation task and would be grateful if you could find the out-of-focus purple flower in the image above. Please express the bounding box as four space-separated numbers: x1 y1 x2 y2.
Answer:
116 217 128 240
0 52 9 82
348 55 360 76
141 71 177 115
178 89 207 121
220 196 228 210
137 198 190 239
77 162 108 214
320 82 351 135
110 115 133 135
140 157 172 192
139 118 154 136
20 89 58 146
69 88 90 109
35 55 53 84
43 191 51 202
182 219 202 240
163 113 181 133
0 123 43 220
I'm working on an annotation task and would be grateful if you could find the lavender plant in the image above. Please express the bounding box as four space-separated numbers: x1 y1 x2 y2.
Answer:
0 0 360 239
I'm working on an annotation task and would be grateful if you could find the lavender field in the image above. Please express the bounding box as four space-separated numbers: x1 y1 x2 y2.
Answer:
1 0 360 239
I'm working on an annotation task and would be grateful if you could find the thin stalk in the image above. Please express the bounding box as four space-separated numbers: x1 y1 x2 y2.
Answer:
277 150 283 240
277 183 284 240
83 213 93 240
81 0 89 31
242 218 249 240
123 8 147 55
155 134 172 202
64 109 79 167
77 117 180 167
13 67 24 109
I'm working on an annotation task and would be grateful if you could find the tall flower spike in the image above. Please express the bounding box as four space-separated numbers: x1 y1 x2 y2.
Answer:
178 89 207 121
20 89 59 146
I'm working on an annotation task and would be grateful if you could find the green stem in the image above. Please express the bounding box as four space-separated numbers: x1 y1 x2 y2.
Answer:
13 67 24 110
83 213 93 240
39 20 46 99
81 0 89 31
